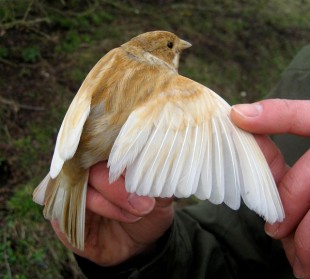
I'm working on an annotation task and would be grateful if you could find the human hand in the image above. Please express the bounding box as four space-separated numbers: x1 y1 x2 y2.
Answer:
51 161 174 266
231 99 310 278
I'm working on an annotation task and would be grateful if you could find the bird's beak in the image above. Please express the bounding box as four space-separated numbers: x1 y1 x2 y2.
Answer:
180 39 192 50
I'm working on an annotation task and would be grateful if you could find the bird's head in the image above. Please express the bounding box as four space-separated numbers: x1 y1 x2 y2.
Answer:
122 31 192 70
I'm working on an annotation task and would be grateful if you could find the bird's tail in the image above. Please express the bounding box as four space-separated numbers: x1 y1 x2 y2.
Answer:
33 170 88 250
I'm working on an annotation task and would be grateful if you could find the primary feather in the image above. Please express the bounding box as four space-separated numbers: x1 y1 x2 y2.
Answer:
33 31 284 251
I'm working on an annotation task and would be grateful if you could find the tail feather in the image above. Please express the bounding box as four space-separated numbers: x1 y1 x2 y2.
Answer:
33 170 88 250
33 173 50 205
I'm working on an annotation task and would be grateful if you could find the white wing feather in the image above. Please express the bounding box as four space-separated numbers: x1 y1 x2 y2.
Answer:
108 77 284 223
50 91 91 178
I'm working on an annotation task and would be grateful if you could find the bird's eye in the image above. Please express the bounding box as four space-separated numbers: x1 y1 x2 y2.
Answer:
167 41 174 49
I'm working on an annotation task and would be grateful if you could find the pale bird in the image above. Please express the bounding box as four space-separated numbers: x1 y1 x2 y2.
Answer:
33 31 285 250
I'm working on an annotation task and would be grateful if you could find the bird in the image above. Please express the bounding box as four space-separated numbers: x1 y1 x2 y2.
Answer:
33 31 285 250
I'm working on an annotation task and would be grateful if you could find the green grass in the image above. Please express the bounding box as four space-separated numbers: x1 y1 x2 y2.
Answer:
1 184 83 279
0 0 310 277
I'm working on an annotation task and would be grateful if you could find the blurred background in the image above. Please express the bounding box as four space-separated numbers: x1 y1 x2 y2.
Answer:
0 0 309 278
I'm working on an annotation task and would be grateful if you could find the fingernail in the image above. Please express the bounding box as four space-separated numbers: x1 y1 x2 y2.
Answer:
233 103 262 117
265 222 280 238
128 193 155 214
293 257 304 278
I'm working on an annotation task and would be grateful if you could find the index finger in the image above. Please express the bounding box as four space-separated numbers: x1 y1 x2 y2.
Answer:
265 149 310 238
231 99 310 136
88 162 155 216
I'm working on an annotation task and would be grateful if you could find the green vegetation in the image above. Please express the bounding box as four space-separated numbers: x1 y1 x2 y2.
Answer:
22 46 41 63
1 0 310 277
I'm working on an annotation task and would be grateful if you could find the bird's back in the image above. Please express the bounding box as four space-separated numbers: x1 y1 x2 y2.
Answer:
78 47 179 169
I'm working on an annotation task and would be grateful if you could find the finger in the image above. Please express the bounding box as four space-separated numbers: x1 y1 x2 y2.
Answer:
281 234 295 268
231 99 310 136
254 135 289 183
89 162 155 216
293 209 310 278
87 185 143 222
122 197 175 245
280 210 310 279
265 150 310 238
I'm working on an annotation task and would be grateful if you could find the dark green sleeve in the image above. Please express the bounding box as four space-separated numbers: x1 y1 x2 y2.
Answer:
76 202 294 279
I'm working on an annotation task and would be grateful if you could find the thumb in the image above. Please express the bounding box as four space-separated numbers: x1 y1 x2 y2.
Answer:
230 99 310 136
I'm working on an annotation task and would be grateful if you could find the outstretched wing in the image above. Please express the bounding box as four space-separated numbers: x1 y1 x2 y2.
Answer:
50 90 91 178
108 75 284 223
